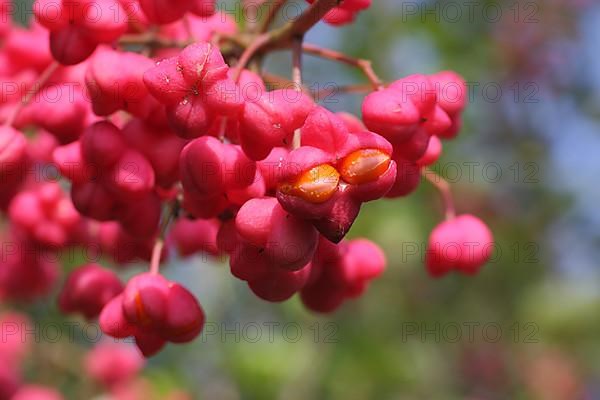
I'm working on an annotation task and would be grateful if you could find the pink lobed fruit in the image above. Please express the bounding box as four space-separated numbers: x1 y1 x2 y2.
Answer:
144 43 244 138
239 89 315 160
34 0 128 65
85 47 158 118
84 342 145 388
11 385 64 400
425 214 494 277
416 135 443 167
168 218 220 257
58 264 123 319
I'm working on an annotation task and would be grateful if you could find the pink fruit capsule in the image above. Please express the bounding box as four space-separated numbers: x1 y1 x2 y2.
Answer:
122 273 170 328
265 204 318 271
134 331 166 358
71 181 119 221
385 156 421 198
300 107 349 155
239 89 314 160
138 0 192 25
416 135 442 167
300 277 346 313
160 283 205 343
81 121 128 168
105 150 156 201
425 214 494 277
115 192 161 239
52 141 92 184
235 197 279 246
85 47 157 117
85 342 145 389
0 126 27 167
362 88 421 142
248 263 312 303
333 239 386 286
99 295 136 339
121 119 187 188
11 385 64 400
229 242 270 282
168 218 220 257
58 264 123 319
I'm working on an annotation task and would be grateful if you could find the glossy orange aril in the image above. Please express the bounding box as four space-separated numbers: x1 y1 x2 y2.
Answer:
280 164 340 203
340 149 391 185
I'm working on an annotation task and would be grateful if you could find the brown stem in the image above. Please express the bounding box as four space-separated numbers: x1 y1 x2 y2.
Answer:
313 83 380 100
291 35 304 91
302 43 384 90
6 61 59 127
291 35 304 149
119 33 193 48
232 33 271 81
259 0 288 32
421 168 456 220
261 71 295 87
236 0 339 60
264 0 339 49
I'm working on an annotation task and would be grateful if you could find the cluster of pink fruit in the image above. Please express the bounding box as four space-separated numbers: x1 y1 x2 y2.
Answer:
0 310 191 399
0 0 494 372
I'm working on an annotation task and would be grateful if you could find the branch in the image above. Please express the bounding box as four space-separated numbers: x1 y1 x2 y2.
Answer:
267 0 339 47
291 35 304 149
259 0 288 33
313 83 378 100
233 0 339 78
291 35 304 91
119 33 193 48
232 33 271 81
302 43 384 90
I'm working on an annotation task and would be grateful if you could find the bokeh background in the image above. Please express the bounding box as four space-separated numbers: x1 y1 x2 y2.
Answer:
6 0 600 398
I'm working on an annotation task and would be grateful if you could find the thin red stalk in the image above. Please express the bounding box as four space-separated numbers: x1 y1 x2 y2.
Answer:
421 168 456 220
149 198 179 274
291 35 304 149
149 239 165 275
314 83 380 100
233 33 271 81
302 43 384 90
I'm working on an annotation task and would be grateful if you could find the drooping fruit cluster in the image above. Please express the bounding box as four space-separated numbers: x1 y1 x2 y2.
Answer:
362 72 467 197
0 1 494 386
8 182 81 248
